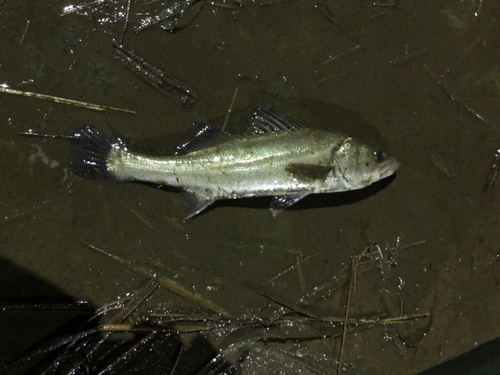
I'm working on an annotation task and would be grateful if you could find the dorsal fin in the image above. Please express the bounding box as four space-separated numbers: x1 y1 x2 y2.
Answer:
250 106 305 134
175 122 231 155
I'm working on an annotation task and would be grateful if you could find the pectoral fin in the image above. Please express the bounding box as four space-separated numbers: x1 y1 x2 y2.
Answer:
285 163 334 183
179 191 214 221
270 194 309 216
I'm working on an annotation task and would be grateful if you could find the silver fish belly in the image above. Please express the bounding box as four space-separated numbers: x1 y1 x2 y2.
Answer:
72 107 400 219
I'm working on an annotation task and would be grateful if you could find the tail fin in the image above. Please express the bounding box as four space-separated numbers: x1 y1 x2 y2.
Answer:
71 125 123 180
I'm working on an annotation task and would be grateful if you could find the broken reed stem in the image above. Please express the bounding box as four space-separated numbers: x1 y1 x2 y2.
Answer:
77 236 230 317
0 87 135 114
99 311 429 335
110 279 159 324
169 345 184 375
222 86 239 132
337 252 360 374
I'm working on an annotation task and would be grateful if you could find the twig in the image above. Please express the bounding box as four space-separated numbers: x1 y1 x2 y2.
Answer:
423 64 491 127
482 149 500 194
222 86 239 132
169 345 184 375
296 255 306 292
399 240 426 250
373 1 403 11
126 204 154 229
113 42 198 111
317 73 336 83
258 288 429 325
369 11 391 19
120 0 132 44
0 87 135 114
390 47 427 65
322 45 361 66
410 2 419 23
337 247 370 374
464 18 495 56
76 235 230 317
475 0 486 17
314 2 344 32
267 252 321 283
20 20 29 44
18 130 75 139
94 333 156 375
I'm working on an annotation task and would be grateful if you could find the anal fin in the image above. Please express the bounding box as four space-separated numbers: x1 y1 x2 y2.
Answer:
270 194 309 217
179 191 214 221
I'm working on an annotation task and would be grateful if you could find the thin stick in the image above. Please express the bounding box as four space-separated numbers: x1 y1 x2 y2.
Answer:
258 288 429 325
475 0 486 18
464 18 495 56
169 345 184 375
423 64 490 127
322 45 360 66
410 2 419 23
317 73 336 83
337 248 369 374
18 130 76 139
0 87 135 114
120 0 132 45
20 20 30 44
268 251 321 283
373 1 403 11
296 255 306 292
222 87 239 132
127 205 154 229
399 240 426 250
390 47 427 65
369 11 391 19
76 236 230 317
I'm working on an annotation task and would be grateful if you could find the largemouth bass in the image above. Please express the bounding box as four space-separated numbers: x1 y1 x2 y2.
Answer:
72 107 400 219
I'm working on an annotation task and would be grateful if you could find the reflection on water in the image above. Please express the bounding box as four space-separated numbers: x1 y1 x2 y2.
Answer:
1 0 500 373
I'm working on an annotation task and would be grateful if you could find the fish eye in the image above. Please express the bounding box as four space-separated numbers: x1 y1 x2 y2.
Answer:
374 150 386 163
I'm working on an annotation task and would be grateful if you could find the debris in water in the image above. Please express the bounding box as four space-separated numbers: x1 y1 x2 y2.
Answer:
135 0 204 32
423 64 491 127
482 149 500 194
429 152 456 179
113 42 198 110
0 86 135 113
76 235 230 316
390 47 427 65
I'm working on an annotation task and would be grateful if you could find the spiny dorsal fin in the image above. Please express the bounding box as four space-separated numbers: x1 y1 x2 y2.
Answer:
250 106 305 135
175 122 231 155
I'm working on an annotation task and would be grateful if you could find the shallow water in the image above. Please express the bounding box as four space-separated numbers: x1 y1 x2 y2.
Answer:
1 1 500 373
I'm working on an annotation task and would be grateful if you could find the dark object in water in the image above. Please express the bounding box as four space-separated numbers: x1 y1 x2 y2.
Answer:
113 42 198 111
482 149 500 194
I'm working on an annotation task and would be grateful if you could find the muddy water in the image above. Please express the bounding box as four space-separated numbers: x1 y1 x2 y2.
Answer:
1 1 500 373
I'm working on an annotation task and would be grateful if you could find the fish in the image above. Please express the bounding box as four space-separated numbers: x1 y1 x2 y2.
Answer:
71 106 400 220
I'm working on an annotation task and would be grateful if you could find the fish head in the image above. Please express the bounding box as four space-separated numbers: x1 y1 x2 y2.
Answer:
336 139 400 189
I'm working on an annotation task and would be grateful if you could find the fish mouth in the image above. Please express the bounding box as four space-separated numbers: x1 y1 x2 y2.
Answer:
379 159 401 178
